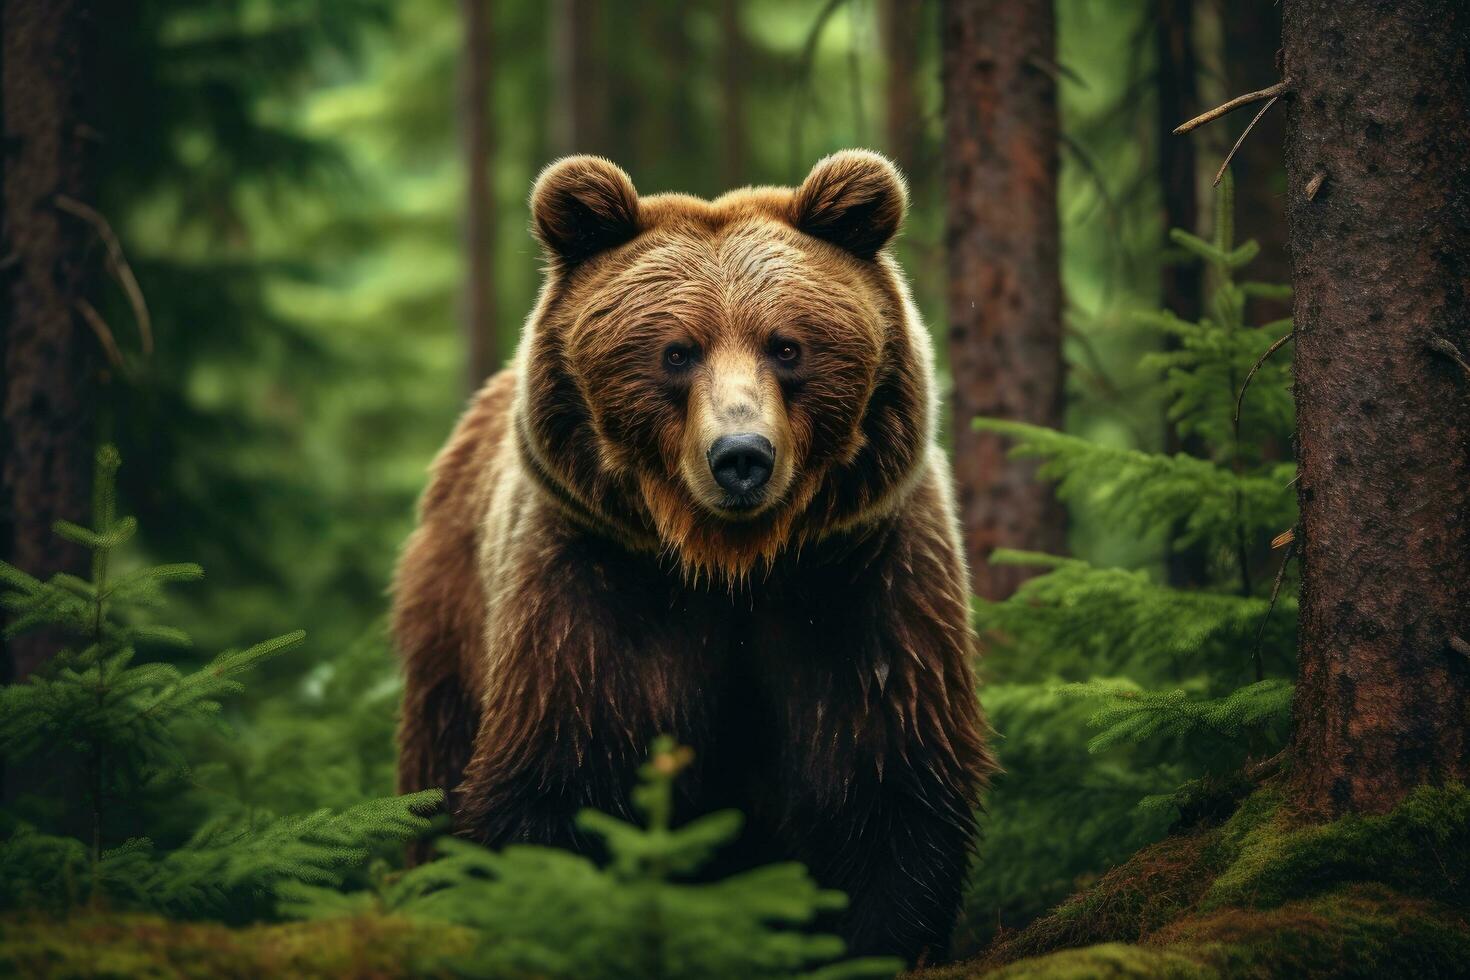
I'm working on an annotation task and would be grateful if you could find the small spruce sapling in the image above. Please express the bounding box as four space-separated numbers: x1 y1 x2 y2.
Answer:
960 174 1299 938
284 737 904 980
0 447 439 918
975 172 1298 796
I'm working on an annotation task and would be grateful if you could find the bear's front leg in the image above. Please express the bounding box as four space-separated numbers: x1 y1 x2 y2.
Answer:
773 508 992 963
819 776 979 963
793 665 986 963
452 520 720 854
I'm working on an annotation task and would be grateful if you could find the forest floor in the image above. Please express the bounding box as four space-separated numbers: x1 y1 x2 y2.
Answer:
4 785 1467 979
917 782 1470 979
0 913 474 978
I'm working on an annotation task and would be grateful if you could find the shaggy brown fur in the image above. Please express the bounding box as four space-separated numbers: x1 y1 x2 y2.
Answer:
393 150 993 962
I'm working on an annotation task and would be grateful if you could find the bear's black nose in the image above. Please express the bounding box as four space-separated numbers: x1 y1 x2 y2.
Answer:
708 433 775 498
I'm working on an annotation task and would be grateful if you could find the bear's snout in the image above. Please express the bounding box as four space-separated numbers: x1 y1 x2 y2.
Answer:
707 433 775 503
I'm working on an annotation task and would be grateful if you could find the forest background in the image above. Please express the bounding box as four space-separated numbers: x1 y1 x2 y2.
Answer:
4 0 1466 976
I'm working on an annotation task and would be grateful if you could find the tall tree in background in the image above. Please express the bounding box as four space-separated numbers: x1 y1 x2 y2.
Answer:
879 0 922 179
459 0 497 386
1 0 100 681
1283 0 1470 816
719 0 747 188
941 0 1066 599
550 0 606 157
1224 0 1287 304
1156 0 1207 588
1155 0 1200 328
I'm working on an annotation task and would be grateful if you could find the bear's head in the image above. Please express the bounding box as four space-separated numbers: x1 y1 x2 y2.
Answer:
515 150 935 581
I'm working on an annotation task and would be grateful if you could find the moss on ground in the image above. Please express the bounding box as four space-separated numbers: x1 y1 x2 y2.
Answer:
5 787 1467 978
1202 784 1470 911
913 784 1470 979
0 913 473 979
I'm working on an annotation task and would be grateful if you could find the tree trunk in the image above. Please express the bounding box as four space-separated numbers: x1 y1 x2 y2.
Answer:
1 0 100 682
459 0 496 387
1283 0 1470 817
1156 0 1201 327
1156 0 1209 588
879 0 922 179
550 0 606 158
941 0 1067 600
1224 0 1288 312
719 0 746 190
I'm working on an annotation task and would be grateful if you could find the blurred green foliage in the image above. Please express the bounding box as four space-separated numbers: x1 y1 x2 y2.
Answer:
4 0 1303 966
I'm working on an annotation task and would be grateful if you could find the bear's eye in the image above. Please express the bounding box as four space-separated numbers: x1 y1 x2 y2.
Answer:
664 344 694 370
773 340 801 364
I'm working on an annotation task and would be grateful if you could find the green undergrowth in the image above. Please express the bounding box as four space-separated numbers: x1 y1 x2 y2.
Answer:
0 913 474 979
6 786 1466 978
915 784 1470 979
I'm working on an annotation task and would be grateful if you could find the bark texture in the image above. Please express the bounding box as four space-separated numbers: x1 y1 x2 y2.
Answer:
458 0 496 387
941 0 1066 599
1 0 100 681
1283 0 1470 816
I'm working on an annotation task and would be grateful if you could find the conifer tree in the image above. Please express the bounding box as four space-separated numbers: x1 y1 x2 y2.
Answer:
962 174 1299 938
285 738 904 980
0 447 437 919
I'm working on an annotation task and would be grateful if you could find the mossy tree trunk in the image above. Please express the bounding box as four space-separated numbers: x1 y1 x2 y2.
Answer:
941 0 1067 600
1283 0 1470 817
1 0 101 683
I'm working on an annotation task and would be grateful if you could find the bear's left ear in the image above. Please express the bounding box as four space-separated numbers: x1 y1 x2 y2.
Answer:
531 155 641 265
791 150 908 260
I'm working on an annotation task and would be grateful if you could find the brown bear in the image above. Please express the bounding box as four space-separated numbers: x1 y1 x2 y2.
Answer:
392 150 993 963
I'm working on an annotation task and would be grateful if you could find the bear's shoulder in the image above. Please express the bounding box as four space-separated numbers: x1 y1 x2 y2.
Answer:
420 369 518 527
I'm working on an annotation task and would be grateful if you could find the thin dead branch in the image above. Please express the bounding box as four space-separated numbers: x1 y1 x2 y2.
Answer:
1250 535 1298 683
74 298 124 369
1235 330 1295 430
1427 335 1470 381
1305 171 1326 200
1213 95 1280 186
1025 54 1089 90
55 193 153 355
1173 80 1290 135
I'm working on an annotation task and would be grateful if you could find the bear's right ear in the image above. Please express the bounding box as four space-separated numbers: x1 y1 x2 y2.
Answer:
530 156 641 265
